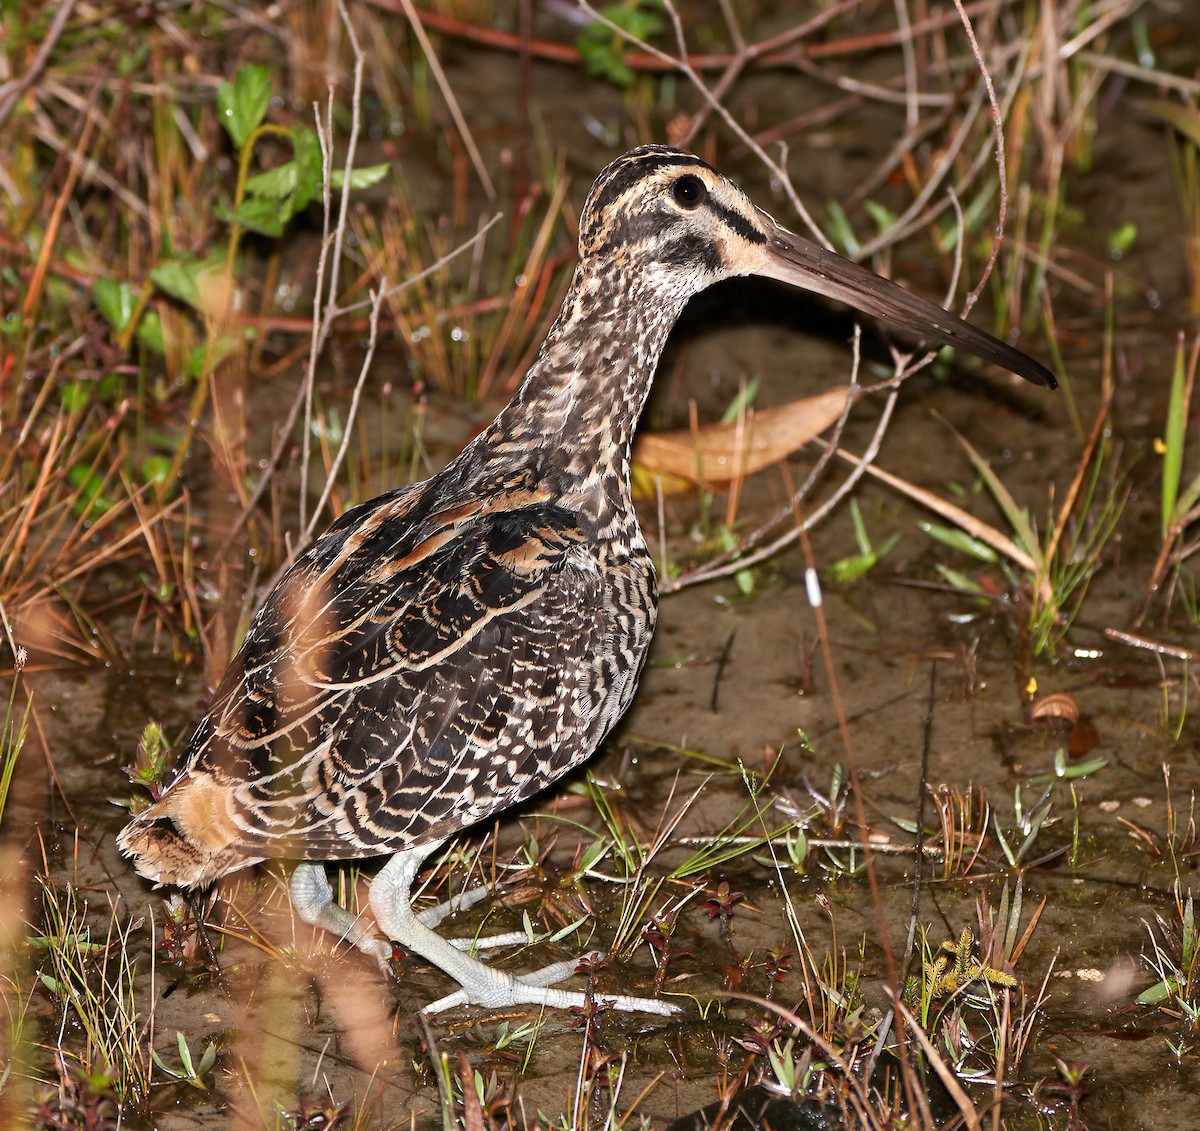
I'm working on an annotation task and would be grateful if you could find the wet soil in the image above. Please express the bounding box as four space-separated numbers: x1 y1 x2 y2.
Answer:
8 5 1200 1130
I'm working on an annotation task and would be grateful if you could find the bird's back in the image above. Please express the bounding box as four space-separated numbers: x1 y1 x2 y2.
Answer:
118 457 658 889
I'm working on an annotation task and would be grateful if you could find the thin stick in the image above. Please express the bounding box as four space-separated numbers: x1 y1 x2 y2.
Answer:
301 285 387 546
665 377 905 592
0 0 78 126
397 0 495 199
951 0 1008 316
300 94 334 534
300 2 370 530
221 215 501 556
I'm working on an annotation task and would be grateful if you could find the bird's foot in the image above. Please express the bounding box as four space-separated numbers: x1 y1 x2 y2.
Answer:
421 950 680 1017
370 849 678 1017
417 882 527 951
416 882 493 928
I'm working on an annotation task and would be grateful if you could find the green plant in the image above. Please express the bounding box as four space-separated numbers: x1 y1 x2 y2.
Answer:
1139 335 1200 624
151 1030 218 1091
89 62 388 495
576 3 664 87
669 759 797 880
919 411 1123 657
123 721 169 810
0 648 27 823
1137 886 1200 1053
824 497 900 584
31 883 153 1112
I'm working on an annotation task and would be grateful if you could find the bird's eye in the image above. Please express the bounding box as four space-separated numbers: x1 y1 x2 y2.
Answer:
671 174 706 209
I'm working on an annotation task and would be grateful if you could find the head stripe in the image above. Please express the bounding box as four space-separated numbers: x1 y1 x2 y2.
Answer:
588 147 715 218
704 198 767 245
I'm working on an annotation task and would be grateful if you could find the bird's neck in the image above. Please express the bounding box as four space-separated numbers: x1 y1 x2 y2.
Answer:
481 263 687 503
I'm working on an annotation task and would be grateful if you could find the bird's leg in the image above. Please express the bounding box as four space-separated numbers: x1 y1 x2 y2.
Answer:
369 846 678 1016
290 862 391 964
290 861 524 963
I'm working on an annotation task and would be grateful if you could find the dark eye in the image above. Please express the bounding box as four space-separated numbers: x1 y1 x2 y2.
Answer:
671 174 706 209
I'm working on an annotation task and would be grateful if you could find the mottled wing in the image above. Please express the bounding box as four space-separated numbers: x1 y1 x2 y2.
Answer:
166 482 615 862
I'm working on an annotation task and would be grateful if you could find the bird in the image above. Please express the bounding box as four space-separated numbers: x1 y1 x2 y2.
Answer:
118 145 1055 1017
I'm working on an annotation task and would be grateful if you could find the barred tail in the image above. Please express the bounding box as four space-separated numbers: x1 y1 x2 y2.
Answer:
116 770 255 889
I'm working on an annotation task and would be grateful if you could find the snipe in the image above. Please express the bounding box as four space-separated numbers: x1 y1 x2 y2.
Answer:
119 146 1055 1016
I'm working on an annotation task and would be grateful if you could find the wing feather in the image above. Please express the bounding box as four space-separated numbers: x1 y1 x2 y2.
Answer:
125 481 619 873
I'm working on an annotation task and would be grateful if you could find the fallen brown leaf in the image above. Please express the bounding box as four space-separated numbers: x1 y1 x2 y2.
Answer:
632 386 853 496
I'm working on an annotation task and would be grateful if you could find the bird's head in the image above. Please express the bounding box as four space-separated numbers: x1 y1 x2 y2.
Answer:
578 145 1055 389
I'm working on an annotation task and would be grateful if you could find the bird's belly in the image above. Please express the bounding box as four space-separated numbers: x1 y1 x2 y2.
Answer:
590 545 658 741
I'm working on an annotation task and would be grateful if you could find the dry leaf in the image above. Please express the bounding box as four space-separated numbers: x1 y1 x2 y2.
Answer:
1030 691 1080 724
632 386 853 497
1068 716 1101 759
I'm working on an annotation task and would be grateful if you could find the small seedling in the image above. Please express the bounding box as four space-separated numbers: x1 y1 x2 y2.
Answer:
151 1030 218 1090
824 498 900 584
1137 887 1200 1045
123 721 169 809
921 928 1017 1001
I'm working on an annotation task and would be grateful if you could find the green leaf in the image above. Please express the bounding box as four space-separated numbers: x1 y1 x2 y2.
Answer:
1136 978 1175 1006
734 564 755 596
244 125 319 202
576 3 662 88
177 1030 194 1077
718 526 755 596
141 456 171 486
137 311 165 355
150 254 228 314
850 497 871 555
827 503 898 583
150 261 197 305
59 381 90 413
196 1041 218 1076
1028 748 1109 786
92 278 137 331
117 44 149 79
719 375 760 426
1053 748 1108 780
188 335 239 379
220 196 286 237
824 199 859 258
920 520 1000 562
1107 222 1137 257
289 123 323 210
825 551 881 585
934 563 985 595
1143 99 1200 149
243 160 298 200
827 535 899 584
217 63 272 149
1162 335 1187 535
67 464 114 515
238 125 322 229
331 162 391 192
864 198 897 233
951 428 1042 572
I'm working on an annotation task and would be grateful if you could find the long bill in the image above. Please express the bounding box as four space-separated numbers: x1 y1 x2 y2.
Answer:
752 213 1057 390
